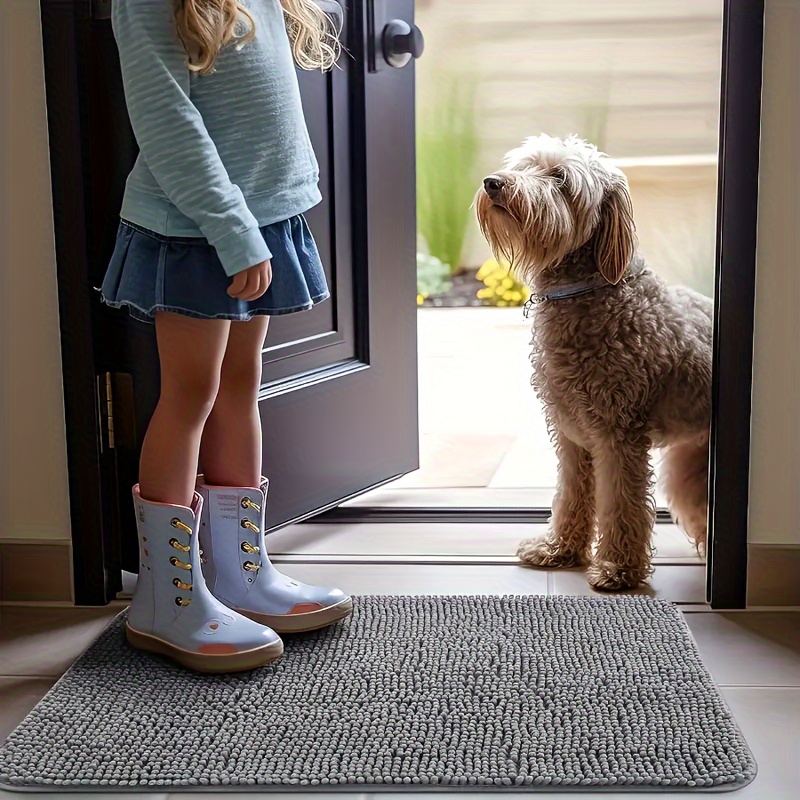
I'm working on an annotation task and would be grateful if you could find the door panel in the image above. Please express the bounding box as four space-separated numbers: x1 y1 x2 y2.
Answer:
41 0 420 587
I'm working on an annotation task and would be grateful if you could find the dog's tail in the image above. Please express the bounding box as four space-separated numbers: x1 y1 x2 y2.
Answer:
660 436 709 556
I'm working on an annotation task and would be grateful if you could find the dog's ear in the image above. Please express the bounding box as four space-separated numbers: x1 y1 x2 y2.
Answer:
593 179 636 285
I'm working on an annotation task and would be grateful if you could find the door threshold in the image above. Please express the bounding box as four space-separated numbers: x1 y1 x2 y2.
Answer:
314 505 675 525
269 553 703 567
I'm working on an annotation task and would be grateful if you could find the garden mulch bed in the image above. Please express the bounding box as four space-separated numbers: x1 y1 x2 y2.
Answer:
420 269 491 308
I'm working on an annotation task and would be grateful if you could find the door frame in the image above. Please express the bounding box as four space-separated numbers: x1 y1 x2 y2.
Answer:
44 0 764 608
41 0 115 605
704 0 764 608
316 0 766 611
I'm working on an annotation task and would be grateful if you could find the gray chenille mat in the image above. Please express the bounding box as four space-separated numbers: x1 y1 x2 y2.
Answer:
0 595 756 792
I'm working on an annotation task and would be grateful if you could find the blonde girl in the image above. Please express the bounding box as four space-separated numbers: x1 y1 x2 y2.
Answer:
98 0 351 673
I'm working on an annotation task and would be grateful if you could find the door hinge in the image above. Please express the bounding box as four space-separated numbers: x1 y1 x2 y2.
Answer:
91 0 112 21
98 371 116 450
97 371 137 452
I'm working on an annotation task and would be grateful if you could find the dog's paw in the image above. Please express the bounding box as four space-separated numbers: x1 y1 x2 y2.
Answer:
586 561 652 592
517 536 585 569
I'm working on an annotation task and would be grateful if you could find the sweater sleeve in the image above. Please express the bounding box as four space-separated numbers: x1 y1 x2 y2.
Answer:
112 0 271 276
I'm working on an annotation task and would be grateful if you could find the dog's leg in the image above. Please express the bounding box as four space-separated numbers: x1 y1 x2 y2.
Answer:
660 437 709 556
588 436 655 591
518 434 594 569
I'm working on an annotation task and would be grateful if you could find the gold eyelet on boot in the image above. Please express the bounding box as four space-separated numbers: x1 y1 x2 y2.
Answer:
243 561 261 572
173 578 192 591
240 541 260 554
241 518 260 534
169 538 190 552
170 518 193 535
174 597 191 607
241 497 261 512
169 556 192 570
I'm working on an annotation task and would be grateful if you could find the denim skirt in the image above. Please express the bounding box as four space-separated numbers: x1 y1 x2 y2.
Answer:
96 215 330 324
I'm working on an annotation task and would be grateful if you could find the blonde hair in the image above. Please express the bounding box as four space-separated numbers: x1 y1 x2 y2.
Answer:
173 0 340 76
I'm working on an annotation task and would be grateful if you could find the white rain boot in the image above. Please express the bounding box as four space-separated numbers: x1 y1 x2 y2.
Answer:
196 475 353 633
125 484 283 672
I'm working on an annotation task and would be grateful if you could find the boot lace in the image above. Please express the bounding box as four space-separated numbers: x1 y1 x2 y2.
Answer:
240 496 263 577
170 517 193 606
241 496 261 512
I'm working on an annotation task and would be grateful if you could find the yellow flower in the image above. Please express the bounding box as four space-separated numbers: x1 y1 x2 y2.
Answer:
476 258 529 307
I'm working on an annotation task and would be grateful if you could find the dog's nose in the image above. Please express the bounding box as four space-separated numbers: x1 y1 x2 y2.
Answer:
483 175 506 198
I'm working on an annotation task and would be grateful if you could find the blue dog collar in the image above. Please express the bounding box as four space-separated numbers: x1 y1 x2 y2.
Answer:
523 275 609 318
523 264 645 319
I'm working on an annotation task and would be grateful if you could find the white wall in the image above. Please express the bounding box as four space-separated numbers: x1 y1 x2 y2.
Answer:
0 0 72 541
416 0 723 159
747 0 800 546
0 0 796 548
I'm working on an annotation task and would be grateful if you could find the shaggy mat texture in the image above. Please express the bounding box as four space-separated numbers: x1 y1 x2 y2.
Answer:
0 595 755 792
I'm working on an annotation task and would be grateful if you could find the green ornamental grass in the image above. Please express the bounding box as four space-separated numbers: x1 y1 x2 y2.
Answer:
416 74 480 275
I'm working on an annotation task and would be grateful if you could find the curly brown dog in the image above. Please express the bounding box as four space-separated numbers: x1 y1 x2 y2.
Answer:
476 134 712 591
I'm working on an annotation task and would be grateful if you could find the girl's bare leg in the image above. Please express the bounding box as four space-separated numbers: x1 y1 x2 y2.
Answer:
199 316 270 487
138 312 231 506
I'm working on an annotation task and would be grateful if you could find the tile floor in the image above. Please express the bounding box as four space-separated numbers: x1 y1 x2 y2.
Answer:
2 522 798 798
360 308 670 507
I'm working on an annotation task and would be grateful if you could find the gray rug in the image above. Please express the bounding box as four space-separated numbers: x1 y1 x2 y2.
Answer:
0 596 756 792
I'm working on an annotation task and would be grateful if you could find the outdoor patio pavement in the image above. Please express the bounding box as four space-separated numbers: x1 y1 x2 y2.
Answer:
392 307 670 506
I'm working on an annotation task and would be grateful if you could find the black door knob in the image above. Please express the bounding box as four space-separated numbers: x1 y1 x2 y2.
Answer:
382 19 425 68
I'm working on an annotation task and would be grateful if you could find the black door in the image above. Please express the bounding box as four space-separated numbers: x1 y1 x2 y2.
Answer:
41 0 421 603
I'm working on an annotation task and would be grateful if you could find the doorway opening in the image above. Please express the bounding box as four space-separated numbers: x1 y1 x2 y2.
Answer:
348 0 724 569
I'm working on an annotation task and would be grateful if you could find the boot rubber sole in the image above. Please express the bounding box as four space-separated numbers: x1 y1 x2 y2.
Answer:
125 623 283 673
237 596 354 633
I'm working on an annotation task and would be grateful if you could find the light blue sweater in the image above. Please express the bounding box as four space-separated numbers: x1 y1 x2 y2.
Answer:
112 0 321 276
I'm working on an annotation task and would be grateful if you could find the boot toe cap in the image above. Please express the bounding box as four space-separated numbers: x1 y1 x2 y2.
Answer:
294 584 349 612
